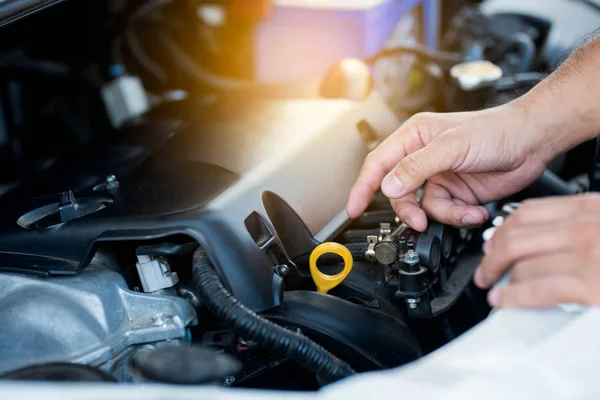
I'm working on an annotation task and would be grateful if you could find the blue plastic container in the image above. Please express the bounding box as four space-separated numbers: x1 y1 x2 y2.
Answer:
254 0 439 82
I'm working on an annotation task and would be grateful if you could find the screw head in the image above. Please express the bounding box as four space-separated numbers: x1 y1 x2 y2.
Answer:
276 264 290 276
406 297 420 309
404 250 419 265
105 175 120 190
224 376 236 385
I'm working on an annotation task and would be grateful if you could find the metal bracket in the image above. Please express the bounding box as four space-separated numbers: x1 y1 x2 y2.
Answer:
378 222 392 241
365 235 378 262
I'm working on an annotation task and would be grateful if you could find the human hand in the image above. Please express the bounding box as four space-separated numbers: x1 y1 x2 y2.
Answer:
475 194 600 308
346 102 554 232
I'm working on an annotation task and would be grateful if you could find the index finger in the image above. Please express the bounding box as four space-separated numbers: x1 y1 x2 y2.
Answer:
346 126 416 218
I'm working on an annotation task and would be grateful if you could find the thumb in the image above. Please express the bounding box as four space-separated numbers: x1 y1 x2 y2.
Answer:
381 135 461 198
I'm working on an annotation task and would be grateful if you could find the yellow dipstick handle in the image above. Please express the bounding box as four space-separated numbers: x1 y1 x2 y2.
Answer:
309 242 354 294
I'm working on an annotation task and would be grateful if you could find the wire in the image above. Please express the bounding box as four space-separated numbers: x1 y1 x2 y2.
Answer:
158 34 256 90
366 45 463 67
125 26 168 82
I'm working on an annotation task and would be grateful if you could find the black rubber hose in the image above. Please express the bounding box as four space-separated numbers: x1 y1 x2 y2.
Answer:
192 247 355 384
294 243 369 265
350 210 397 229
341 229 380 244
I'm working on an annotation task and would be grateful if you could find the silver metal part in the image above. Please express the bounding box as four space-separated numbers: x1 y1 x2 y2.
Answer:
404 250 420 266
0 264 197 377
136 255 179 293
365 235 378 262
105 175 120 190
406 297 420 309
379 222 392 241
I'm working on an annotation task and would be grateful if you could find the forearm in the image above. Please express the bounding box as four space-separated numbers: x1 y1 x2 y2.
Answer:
518 34 600 162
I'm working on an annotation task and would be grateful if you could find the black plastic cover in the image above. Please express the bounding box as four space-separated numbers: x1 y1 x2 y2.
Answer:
0 95 397 312
266 291 422 370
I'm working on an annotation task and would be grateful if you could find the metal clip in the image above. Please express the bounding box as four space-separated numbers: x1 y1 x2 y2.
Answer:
365 235 378 262
379 222 392 241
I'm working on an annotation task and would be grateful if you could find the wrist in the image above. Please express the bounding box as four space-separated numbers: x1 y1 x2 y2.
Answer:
514 82 598 164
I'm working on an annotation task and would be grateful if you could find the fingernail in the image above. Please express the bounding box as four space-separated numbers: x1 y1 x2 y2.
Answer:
462 213 479 225
483 240 492 254
487 288 501 307
404 217 415 228
382 175 405 197
473 268 486 288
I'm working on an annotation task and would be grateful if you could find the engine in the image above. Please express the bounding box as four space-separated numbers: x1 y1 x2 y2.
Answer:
0 0 598 389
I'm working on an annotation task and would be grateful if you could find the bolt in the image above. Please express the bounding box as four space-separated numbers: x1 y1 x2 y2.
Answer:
105 175 120 190
406 297 420 309
152 314 169 326
224 376 236 385
404 250 419 265
276 264 290 276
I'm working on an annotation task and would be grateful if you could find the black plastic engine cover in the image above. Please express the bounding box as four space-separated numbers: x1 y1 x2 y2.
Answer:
266 291 422 370
0 95 398 312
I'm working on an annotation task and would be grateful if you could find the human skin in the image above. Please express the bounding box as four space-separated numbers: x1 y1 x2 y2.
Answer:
346 35 600 307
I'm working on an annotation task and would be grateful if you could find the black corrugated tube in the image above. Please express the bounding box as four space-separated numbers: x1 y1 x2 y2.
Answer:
350 210 397 229
192 247 355 384
341 229 380 244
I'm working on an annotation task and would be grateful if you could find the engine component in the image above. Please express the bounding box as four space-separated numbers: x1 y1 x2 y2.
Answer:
191 247 355 384
0 94 399 313
397 251 426 309
309 242 354 294
1 363 117 382
135 255 179 293
425 222 454 260
265 290 422 370
0 263 197 379
129 345 241 385
482 0 600 68
450 60 503 110
370 220 478 318
450 60 503 92
101 75 150 128
17 191 112 229
349 209 398 229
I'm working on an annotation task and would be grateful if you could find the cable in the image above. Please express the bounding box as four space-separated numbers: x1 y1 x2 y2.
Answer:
366 44 462 67
125 26 168 82
192 247 355 384
158 34 255 90
350 210 397 229
341 229 380 244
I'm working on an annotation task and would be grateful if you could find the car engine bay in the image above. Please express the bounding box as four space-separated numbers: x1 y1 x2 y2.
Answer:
0 0 599 390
